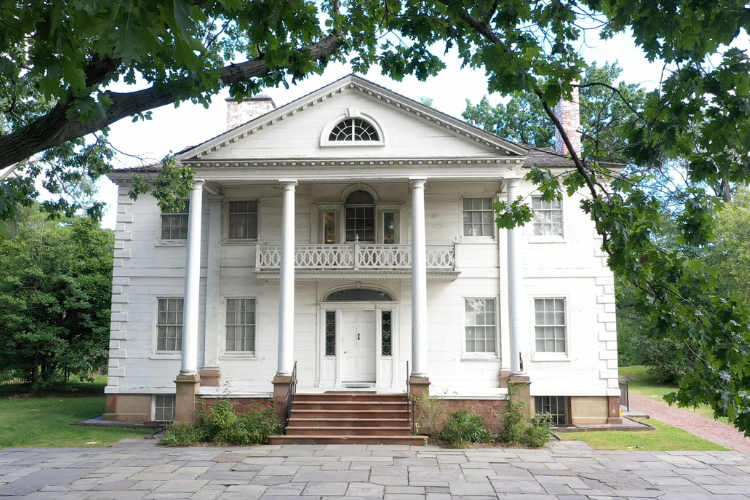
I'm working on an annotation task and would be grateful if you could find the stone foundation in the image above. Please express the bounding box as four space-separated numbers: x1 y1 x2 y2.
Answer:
440 399 508 434
568 396 611 425
103 394 152 422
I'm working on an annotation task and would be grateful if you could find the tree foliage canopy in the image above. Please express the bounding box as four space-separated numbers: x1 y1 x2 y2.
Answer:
2 1 750 432
0 205 113 390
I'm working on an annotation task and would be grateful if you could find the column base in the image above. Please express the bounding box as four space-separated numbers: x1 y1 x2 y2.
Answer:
174 374 201 424
272 375 293 402
508 375 532 416
200 368 221 387
408 376 431 400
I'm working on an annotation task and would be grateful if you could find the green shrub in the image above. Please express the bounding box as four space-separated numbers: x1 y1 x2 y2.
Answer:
498 384 530 445
524 414 552 448
161 398 279 446
439 409 492 447
410 391 448 435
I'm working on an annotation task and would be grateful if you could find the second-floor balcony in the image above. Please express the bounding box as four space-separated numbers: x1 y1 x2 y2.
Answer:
254 243 459 281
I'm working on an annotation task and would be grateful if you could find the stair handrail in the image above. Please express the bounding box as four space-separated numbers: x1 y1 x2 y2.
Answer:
406 361 416 435
277 361 298 434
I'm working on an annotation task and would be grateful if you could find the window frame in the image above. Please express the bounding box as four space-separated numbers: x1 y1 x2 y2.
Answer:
158 200 190 245
530 195 565 242
153 394 176 422
223 198 260 244
460 196 497 241
153 297 184 356
462 296 500 359
534 395 569 425
221 296 258 359
320 110 385 148
531 295 570 360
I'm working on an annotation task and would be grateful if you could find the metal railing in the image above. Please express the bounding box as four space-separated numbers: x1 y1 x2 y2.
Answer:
277 361 298 434
619 380 629 411
406 361 416 435
257 243 456 271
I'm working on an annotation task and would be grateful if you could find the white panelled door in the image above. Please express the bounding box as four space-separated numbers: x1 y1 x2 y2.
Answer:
341 310 376 382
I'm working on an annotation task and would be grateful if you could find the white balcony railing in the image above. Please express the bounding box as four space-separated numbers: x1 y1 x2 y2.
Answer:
256 243 455 271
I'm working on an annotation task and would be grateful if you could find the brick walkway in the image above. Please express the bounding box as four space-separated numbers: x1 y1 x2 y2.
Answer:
630 393 750 455
1 439 749 499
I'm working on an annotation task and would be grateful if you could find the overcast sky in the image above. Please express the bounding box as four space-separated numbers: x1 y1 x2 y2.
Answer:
96 28 748 229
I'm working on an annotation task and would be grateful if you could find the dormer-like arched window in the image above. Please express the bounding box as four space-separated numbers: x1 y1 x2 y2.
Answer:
329 118 380 142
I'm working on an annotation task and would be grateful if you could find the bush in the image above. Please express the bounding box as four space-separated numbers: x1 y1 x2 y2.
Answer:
524 414 552 448
410 391 448 435
498 384 530 445
161 398 279 446
439 409 492 447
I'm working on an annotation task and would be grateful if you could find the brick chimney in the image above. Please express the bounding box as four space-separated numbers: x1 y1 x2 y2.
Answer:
226 95 276 131
554 85 581 156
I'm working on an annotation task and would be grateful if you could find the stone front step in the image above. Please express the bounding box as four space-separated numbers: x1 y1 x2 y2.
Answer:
268 435 427 445
286 426 413 436
269 392 423 446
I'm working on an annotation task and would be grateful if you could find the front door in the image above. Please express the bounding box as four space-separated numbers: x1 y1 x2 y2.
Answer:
341 310 376 382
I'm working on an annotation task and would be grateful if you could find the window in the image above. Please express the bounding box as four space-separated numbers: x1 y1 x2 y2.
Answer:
329 118 380 142
383 212 396 244
345 190 375 242
325 311 336 356
154 395 175 422
161 203 189 240
228 201 258 240
532 196 563 236
157 298 183 351
323 211 336 244
465 298 496 353
534 298 566 353
381 311 392 356
535 396 568 425
226 299 256 352
462 198 494 237
325 288 394 302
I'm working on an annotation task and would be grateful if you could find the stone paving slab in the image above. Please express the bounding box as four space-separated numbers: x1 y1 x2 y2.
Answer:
0 440 749 498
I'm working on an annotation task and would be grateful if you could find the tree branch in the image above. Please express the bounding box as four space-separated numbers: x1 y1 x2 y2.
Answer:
0 35 342 169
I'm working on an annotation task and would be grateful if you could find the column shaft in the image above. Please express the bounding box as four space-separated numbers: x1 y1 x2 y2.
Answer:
506 178 523 375
181 180 204 375
410 179 427 377
277 180 297 376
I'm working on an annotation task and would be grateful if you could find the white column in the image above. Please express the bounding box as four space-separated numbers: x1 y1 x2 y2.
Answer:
277 180 297 376
181 179 204 375
410 178 427 377
202 195 222 369
506 178 524 375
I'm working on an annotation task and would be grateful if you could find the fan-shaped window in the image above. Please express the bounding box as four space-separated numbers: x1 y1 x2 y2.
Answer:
329 118 380 142
346 190 375 242
325 288 394 302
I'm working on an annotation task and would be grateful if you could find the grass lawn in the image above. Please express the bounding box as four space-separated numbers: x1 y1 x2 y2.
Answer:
619 365 729 423
0 387 152 448
560 419 728 451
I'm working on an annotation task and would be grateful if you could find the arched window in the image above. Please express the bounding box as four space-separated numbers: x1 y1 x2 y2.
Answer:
329 118 380 142
345 190 375 242
325 288 394 301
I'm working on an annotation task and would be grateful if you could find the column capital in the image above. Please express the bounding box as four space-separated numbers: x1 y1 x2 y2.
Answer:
409 178 427 188
279 179 298 188
192 179 205 190
504 177 522 189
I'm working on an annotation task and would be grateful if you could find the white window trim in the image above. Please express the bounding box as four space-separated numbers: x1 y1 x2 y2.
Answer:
152 394 176 422
222 198 261 245
319 109 386 147
529 195 565 243
459 195 498 242
461 296 500 360
530 294 571 361
219 296 258 359
152 296 184 358
376 203 403 244
157 200 190 246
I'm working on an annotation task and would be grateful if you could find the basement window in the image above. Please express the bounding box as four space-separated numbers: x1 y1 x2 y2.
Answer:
154 395 175 422
535 395 568 425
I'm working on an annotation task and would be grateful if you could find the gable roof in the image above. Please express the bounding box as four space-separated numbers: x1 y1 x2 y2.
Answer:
177 74 529 162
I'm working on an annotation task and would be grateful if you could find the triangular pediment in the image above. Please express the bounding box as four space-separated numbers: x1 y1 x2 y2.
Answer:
178 75 528 163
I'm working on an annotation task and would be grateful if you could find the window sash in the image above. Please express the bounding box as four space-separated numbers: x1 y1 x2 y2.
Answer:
157 298 183 351
226 299 256 352
465 298 497 353
532 196 563 236
161 202 189 240
535 395 568 425
325 311 336 356
154 395 175 422
534 298 566 353
462 198 494 237
346 206 375 242
228 201 258 240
